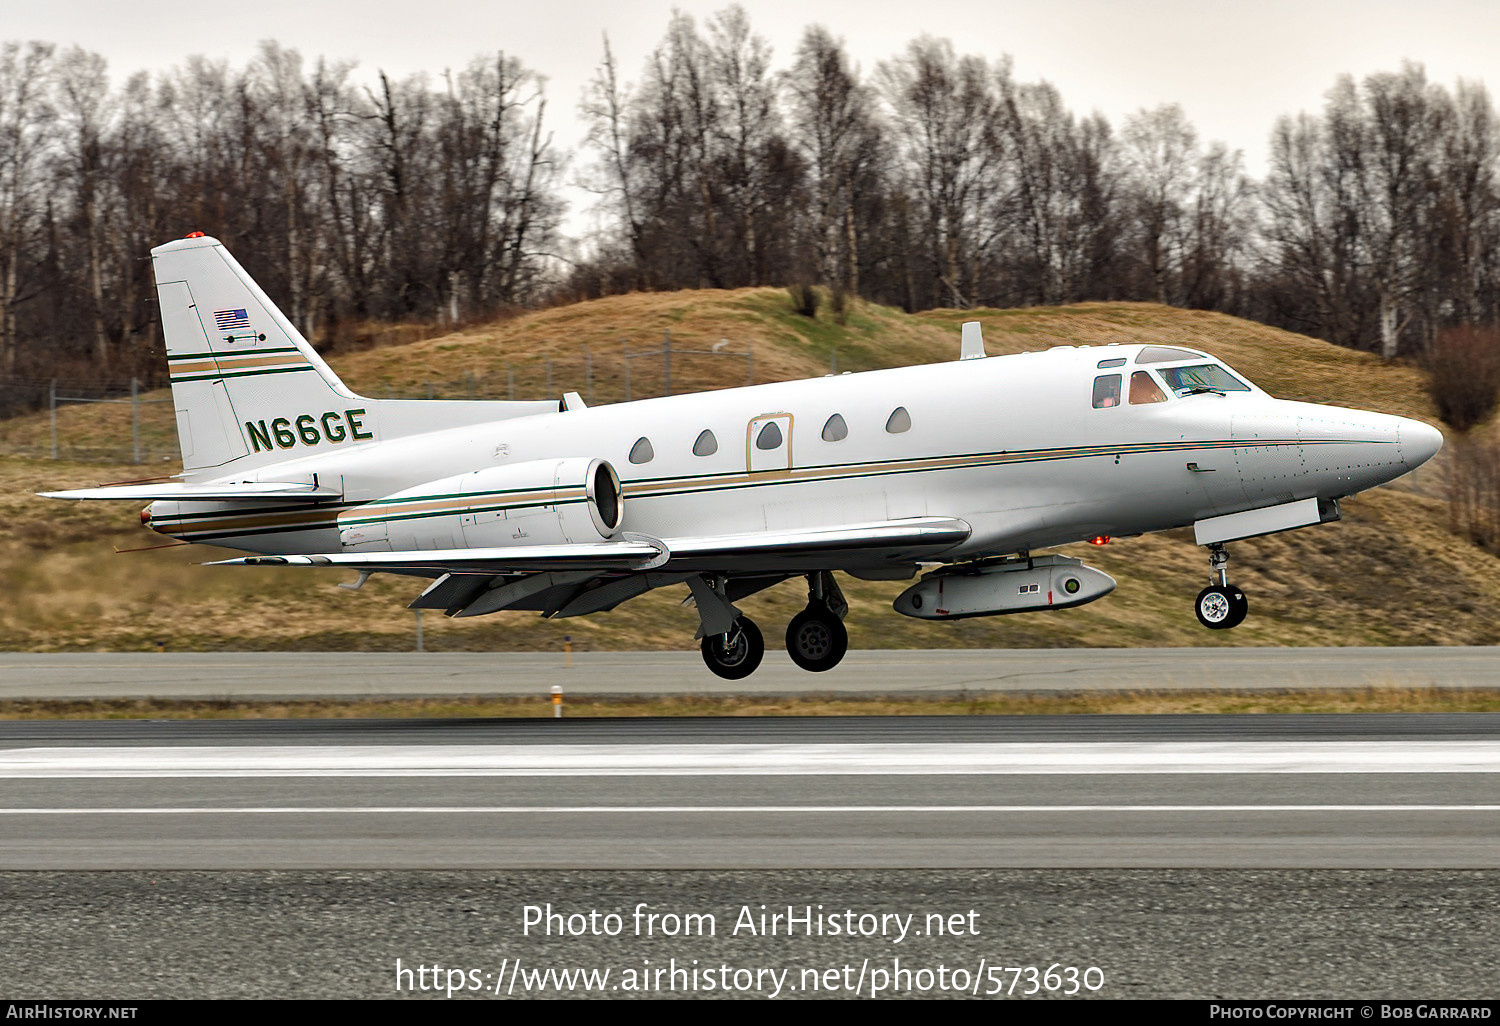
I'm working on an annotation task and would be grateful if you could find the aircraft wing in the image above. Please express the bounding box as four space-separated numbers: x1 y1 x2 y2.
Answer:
42 481 342 501
203 517 970 576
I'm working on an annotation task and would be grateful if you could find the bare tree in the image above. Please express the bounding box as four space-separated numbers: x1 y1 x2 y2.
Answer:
705 6 783 286
878 37 1000 308
54 47 116 369
580 35 647 278
1181 142 1253 310
784 25 881 293
1362 63 1440 359
0 42 54 374
1121 104 1198 304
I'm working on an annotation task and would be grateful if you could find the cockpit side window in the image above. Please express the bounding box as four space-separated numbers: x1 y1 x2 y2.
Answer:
1092 374 1122 409
1129 371 1168 404
1160 363 1251 395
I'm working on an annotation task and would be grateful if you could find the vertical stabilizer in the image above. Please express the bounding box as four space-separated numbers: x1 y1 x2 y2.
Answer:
152 235 362 476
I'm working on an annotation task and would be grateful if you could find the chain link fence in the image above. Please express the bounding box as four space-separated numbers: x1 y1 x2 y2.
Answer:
0 335 757 464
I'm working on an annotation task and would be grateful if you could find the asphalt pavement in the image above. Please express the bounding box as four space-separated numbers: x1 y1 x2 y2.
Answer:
2 647 1498 700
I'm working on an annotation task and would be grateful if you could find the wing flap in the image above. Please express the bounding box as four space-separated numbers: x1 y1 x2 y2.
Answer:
207 534 671 574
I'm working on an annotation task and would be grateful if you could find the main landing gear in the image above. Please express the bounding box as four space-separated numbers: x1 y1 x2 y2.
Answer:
1195 543 1248 630
693 571 850 679
700 616 765 680
784 571 849 673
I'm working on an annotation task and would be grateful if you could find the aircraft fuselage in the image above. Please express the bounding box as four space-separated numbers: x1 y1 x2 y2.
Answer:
143 343 1441 570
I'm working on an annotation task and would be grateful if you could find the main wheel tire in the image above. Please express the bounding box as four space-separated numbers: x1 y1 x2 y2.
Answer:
1195 584 1248 630
785 608 849 673
700 616 764 680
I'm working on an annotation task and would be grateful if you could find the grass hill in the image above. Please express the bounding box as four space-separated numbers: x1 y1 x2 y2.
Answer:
2 289 1485 655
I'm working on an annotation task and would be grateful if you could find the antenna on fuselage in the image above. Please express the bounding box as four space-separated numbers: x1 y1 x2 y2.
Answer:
960 321 987 360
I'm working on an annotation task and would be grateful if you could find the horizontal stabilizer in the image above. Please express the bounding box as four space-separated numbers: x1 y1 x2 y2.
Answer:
208 534 671 574
41 481 343 502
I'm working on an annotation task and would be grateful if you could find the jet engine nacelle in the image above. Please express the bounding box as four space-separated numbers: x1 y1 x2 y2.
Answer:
893 554 1115 620
339 457 622 552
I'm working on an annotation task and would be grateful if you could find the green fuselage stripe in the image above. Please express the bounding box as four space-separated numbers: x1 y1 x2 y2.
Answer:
171 365 317 383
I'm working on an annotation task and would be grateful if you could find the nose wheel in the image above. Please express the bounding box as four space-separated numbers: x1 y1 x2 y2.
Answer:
1195 544 1248 630
1195 584 1248 629
701 616 765 680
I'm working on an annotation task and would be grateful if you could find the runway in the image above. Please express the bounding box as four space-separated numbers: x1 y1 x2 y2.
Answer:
4 714 1499 998
3 715 1497 870
3 647 1500 699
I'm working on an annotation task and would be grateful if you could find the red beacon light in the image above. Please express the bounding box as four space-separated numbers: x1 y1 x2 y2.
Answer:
185 231 205 238
1088 535 1111 546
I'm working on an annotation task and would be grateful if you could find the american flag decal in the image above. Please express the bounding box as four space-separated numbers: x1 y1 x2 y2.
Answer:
214 308 250 331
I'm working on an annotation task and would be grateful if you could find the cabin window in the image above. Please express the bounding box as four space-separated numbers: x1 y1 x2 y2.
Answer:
1096 357 1127 368
629 436 655 464
1160 363 1251 395
1092 374 1122 408
821 414 848 442
1129 371 1168 404
755 421 783 450
1136 345 1206 364
885 407 911 433
692 429 718 456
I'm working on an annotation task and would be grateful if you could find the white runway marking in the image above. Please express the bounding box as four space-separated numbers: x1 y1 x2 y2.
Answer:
1 805 1498 815
1 741 1499 777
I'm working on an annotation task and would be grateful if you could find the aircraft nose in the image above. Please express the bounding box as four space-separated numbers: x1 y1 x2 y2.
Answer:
1399 418 1444 470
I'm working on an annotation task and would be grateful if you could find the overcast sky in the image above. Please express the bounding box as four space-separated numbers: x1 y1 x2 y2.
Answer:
11 0 1499 225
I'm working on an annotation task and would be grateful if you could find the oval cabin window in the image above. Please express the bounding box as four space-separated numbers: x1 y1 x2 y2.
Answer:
692 429 718 456
629 436 655 464
885 407 911 433
821 414 848 442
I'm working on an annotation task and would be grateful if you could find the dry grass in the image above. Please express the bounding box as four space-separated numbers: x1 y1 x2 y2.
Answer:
2 687 1497 720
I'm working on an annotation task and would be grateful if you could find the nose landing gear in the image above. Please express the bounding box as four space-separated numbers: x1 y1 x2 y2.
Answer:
784 571 850 672
1195 544 1248 630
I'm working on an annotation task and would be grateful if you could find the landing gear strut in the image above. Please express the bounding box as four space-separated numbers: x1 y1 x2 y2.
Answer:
785 571 850 672
701 616 765 680
1195 543 1248 630
689 574 767 679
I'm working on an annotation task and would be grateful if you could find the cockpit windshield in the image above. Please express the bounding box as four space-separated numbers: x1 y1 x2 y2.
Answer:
1159 363 1251 396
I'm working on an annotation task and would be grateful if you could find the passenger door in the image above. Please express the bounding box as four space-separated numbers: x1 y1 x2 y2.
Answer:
747 413 793 474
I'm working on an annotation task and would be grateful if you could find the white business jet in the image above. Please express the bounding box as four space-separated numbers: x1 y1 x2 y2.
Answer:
46 235 1443 678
